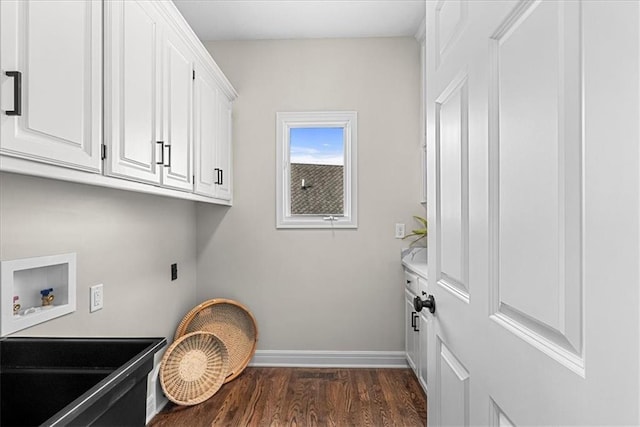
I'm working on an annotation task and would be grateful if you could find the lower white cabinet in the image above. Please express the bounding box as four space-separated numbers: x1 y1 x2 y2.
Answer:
404 268 429 394
405 289 419 372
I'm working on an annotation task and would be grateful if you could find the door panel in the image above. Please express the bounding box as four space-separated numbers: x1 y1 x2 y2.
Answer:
436 340 469 427
435 0 468 68
27 3 84 144
489 2 583 370
436 72 469 301
426 1 640 425
489 399 515 427
120 2 157 172
1 0 101 172
104 0 162 184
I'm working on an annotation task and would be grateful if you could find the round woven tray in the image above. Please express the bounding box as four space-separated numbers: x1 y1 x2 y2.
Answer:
175 298 258 383
160 331 229 406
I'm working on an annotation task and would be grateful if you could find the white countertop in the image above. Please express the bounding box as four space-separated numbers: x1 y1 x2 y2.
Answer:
401 247 428 279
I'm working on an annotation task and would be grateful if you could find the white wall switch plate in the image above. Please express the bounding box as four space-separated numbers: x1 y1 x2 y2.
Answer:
90 284 103 312
395 223 405 239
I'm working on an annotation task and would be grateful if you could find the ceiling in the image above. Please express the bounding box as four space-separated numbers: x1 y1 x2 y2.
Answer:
172 0 426 41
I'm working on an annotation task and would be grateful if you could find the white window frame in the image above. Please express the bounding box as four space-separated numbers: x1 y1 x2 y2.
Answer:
276 111 358 229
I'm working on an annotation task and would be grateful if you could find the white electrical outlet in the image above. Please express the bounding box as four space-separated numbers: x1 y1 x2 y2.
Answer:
90 284 103 312
395 223 406 239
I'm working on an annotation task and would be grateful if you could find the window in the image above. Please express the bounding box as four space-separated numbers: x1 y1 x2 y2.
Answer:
276 111 357 228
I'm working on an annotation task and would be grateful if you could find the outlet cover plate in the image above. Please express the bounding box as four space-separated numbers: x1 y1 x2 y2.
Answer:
90 284 103 313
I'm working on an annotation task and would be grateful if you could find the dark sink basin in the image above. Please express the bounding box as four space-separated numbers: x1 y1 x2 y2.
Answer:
0 337 166 426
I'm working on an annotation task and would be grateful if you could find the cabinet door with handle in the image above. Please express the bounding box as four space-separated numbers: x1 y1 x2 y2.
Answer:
104 0 163 185
161 28 193 192
214 93 233 201
194 61 233 201
0 0 102 172
193 63 219 197
405 289 418 372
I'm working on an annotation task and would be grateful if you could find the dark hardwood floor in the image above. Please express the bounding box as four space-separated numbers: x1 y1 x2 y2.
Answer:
149 367 427 426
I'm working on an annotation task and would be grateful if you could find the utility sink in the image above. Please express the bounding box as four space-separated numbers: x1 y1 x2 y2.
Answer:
0 337 166 426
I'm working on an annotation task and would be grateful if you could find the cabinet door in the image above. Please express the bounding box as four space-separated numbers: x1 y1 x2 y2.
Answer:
193 64 218 197
405 290 418 372
0 0 102 172
214 94 233 201
104 0 162 184
161 29 193 192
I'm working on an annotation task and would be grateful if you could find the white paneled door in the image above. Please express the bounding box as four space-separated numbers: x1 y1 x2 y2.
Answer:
425 1 639 425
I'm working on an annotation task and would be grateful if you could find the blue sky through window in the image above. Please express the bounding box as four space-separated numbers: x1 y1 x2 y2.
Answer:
290 127 344 165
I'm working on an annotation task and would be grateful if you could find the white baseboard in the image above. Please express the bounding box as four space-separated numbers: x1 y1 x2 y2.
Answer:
249 350 408 368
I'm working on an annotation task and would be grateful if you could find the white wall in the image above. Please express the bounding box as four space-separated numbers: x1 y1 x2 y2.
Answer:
0 172 198 343
197 38 422 351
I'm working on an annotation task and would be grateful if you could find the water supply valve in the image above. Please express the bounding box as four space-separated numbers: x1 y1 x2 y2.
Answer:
40 288 55 306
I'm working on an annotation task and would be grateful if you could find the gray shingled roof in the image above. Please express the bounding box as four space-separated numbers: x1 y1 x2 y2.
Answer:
290 163 344 215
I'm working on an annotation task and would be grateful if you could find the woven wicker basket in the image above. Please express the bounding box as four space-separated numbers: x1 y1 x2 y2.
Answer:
160 331 229 406
175 299 258 383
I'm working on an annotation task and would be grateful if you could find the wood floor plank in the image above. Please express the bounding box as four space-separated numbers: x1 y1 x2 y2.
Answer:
325 370 351 427
354 369 376 426
368 369 396 426
149 367 427 427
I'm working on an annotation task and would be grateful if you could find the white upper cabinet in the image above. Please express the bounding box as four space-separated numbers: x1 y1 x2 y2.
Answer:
103 0 163 185
105 0 198 193
1 0 236 204
193 61 234 201
0 0 102 172
193 64 220 198
161 28 194 191
215 92 233 201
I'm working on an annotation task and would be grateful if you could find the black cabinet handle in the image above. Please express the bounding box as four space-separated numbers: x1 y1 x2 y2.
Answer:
5 71 22 116
164 144 171 168
214 168 222 185
412 313 419 332
411 311 416 328
219 169 223 185
156 141 164 165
